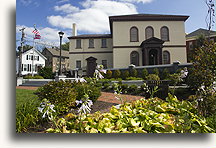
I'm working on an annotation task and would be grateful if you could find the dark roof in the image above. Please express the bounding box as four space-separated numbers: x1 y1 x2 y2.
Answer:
68 34 111 39
109 14 189 22
44 47 69 57
186 28 216 38
109 14 189 35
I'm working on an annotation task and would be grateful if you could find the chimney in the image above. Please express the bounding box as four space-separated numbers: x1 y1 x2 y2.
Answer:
72 23 77 36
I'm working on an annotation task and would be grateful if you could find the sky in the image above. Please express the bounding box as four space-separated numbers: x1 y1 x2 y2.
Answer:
16 0 215 49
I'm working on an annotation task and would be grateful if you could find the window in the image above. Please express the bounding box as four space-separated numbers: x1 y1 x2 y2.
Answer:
163 51 170 64
89 39 94 48
130 51 139 66
76 39 81 48
23 64 27 71
161 26 169 41
101 39 107 48
102 60 107 69
76 60 81 69
130 26 139 42
145 26 154 39
26 55 28 60
27 64 32 72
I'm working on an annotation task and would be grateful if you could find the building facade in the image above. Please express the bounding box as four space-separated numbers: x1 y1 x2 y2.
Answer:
16 48 47 75
68 14 189 76
42 47 70 73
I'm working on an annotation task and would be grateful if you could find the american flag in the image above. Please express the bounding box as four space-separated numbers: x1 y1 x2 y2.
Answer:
32 29 40 35
32 26 41 39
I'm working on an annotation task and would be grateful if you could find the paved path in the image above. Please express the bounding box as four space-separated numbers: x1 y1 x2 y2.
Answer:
16 86 144 113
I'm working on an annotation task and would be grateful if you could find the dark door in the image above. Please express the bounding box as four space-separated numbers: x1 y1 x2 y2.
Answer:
149 49 158 65
86 57 97 77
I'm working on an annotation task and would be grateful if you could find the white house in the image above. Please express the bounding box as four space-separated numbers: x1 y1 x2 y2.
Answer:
16 48 47 75
68 14 189 77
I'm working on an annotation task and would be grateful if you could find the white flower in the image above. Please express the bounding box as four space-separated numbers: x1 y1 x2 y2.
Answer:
75 100 83 106
38 107 44 113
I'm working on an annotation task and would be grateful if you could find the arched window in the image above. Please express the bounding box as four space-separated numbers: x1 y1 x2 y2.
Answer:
163 51 170 64
130 51 139 66
161 26 169 41
130 26 139 42
145 26 154 39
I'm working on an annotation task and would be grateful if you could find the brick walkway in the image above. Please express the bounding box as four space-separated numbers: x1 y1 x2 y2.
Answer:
16 86 144 113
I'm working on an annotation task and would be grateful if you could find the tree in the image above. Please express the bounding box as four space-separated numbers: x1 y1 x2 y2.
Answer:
61 42 69 51
187 40 215 90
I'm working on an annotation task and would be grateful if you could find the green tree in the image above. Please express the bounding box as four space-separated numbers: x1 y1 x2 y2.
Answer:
61 42 69 51
38 67 54 79
187 40 215 90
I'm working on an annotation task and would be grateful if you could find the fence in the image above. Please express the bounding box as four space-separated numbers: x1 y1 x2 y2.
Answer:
105 62 193 77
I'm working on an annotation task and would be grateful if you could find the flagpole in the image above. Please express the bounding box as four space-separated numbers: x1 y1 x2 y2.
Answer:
32 33 35 77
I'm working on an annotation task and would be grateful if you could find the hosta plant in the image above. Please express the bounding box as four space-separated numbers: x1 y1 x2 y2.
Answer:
46 94 214 133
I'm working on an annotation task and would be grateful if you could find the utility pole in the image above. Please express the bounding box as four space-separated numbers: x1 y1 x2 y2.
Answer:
205 0 215 39
18 27 25 77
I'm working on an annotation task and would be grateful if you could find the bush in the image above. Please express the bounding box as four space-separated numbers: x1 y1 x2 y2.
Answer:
130 69 138 77
47 95 215 133
169 73 181 86
142 69 149 80
23 75 44 79
128 84 138 94
75 83 101 103
23 75 33 79
119 84 129 93
122 70 129 79
38 67 54 79
35 80 78 114
33 75 44 79
146 74 160 81
160 68 170 80
113 70 121 78
126 77 143 80
152 68 159 75
105 70 112 79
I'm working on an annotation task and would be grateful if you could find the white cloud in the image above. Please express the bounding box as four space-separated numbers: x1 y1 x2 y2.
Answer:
119 0 153 4
16 25 70 47
54 4 79 13
19 0 39 7
47 0 138 33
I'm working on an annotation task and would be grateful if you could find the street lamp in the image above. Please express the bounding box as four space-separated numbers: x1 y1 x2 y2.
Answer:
58 31 64 76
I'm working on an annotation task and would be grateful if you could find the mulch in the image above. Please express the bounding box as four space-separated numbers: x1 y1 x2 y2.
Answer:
16 86 144 113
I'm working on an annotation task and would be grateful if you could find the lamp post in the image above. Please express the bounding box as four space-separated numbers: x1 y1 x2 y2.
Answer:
58 31 64 76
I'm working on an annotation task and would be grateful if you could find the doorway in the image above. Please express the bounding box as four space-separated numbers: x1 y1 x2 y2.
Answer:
86 57 97 77
149 49 158 65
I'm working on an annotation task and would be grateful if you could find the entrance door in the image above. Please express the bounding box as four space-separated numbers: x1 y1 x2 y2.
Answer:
149 49 158 65
86 57 97 77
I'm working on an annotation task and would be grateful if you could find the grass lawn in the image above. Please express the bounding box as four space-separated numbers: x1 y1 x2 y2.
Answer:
16 89 42 133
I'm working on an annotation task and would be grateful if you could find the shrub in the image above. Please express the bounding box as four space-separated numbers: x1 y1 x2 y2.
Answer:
169 73 181 86
126 77 143 80
146 74 160 81
113 70 121 78
152 68 159 75
119 84 129 93
33 75 44 79
128 84 138 94
122 70 129 79
38 67 54 79
35 80 78 114
47 95 215 133
106 70 112 79
23 75 33 79
142 69 149 80
160 68 170 80
75 83 101 103
130 69 138 77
